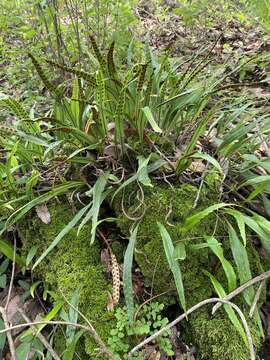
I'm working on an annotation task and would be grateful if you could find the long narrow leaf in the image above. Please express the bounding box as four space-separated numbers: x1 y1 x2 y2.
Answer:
123 225 139 323
158 222 186 311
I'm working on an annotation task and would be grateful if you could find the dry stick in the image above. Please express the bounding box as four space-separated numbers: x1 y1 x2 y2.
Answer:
249 280 265 319
59 290 117 360
0 235 17 359
18 309 61 360
212 269 270 314
128 298 255 360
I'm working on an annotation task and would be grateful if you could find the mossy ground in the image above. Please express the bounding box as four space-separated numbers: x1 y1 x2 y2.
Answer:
18 202 115 358
113 182 265 360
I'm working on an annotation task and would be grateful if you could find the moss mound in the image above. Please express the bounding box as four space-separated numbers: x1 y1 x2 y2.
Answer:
113 183 265 360
19 202 114 358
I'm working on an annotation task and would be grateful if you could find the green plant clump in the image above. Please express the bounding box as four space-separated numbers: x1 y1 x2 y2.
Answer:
18 202 114 358
108 302 173 359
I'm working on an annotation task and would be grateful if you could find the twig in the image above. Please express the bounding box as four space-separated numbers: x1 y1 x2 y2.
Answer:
249 280 265 319
17 309 61 360
0 235 17 359
5 235 16 310
212 269 270 314
128 298 255 360
0 307 16 360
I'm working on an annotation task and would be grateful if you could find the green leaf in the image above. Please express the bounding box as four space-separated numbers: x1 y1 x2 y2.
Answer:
71 77 80 128
0 319 6 350
242 214 270 254
227 223 254 305
15 342 31 360
0 240 25 267
26 245 39 267
141 106 162 133
183 203 230 232
191 152 223 174
90 176 108 244
32 203 91 270
173 243 186 260
137 155 153 187
20 301 63 340
240 175 270 187
225 209 246 246
0 275 6 288
1 181 84 234
204 271 248 347
63 330 85 360
206 237 236 292
123 225 139 323
158 222 186 311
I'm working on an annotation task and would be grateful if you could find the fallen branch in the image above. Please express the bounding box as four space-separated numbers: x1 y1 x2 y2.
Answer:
212 269 270 314
0 320 116 360
128 298 255 360
18 309 61 360
0 235 17 359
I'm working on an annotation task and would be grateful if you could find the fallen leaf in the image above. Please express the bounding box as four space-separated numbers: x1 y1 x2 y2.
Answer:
35 204 51 224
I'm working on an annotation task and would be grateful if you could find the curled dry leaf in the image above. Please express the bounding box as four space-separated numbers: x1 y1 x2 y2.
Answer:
35 204 51 224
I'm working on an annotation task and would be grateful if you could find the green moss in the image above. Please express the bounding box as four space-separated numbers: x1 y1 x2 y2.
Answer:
113 183 265 360
115 184 218 303
19 202 115 358
186 307 262 360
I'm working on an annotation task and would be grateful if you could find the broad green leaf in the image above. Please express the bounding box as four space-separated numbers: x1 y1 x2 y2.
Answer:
206 237 236 292
142 106 162 133
158 222 186 311
123 225 139 323
183 203 230 232
204 271 248 347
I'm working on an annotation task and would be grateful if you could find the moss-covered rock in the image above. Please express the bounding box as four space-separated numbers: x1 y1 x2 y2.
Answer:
113 182 265 360
19 202 114 358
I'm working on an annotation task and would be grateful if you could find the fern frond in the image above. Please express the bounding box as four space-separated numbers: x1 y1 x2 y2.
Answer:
137 64 148 92
0 125 18 136
46 59 96 87
89 35 106 69
29 53 60 97
0 98 29 121
107 41 117 78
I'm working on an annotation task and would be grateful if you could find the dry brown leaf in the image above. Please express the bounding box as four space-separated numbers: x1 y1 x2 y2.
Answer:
189 160 206 173
107 291 114 312
35 204 51 224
